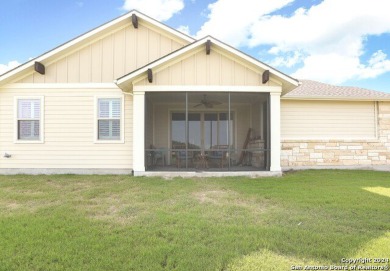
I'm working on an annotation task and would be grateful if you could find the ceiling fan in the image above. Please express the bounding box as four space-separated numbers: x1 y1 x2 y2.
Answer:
193 95 222 108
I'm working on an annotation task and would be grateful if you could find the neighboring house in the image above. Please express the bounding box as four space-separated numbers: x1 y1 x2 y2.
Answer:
0 10 389 176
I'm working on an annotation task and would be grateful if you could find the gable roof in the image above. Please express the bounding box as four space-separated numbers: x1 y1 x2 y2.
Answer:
116 36 299 92
0 10 194 86
283 79 390 101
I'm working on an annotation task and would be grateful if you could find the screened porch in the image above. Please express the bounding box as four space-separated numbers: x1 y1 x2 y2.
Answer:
144 92 270 172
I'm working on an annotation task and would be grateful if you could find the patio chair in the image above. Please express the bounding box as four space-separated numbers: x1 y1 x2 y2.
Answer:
208 145 229 168
149 145 165 167
176 150 194 168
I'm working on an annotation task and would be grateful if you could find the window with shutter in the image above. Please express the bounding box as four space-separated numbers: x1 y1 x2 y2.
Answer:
17 99 41 140
97 98 121 140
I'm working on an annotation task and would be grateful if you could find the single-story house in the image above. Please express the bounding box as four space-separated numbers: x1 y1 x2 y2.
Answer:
1 10 389 176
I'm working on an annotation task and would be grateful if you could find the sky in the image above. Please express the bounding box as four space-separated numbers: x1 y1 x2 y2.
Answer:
1 0 390 93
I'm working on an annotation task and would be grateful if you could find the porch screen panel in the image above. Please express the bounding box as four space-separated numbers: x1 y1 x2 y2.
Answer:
204 113 217 149
188 113 201 150
171 113 186 147
218 113 234 146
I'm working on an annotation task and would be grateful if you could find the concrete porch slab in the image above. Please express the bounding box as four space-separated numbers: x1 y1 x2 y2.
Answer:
133 171 282 178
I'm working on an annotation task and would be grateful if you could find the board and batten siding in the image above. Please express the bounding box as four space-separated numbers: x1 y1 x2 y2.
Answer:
281 100 377 139
16 23 185 84
134 49 280 87
0 87 132 169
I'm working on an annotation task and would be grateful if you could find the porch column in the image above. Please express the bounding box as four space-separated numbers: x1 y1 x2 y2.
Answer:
270 91 281 172
133 91 145 174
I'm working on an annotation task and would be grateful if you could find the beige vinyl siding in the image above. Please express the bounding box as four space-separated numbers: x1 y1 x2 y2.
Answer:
0 87 133 169
134 49 280 87
16 23 185 84
281 100 377 139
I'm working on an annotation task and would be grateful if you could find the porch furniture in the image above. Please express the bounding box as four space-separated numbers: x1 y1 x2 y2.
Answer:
238 128 252 165
175 150 194 168
172 144 194 168
248 139 265 168
195 153 209 169
208 145 229 168
147 145 166 168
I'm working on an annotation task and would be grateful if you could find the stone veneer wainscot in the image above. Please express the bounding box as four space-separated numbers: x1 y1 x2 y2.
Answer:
281 102 390 168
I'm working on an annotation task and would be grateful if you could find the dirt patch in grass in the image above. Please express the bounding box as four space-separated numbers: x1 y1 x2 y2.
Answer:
193 189 231 204
6 202 21 210
0 199 59 214
193 189 272 214
83 194 147 225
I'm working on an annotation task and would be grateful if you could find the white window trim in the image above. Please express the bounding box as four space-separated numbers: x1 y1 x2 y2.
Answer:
94 95 125 144
14 96 45 144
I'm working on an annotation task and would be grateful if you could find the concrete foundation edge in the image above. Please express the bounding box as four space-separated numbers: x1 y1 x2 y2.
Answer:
0 168 133 175
134 171 283 178
282 165 390 172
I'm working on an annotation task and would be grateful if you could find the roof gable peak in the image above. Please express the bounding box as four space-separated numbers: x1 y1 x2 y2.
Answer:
0 10 194 85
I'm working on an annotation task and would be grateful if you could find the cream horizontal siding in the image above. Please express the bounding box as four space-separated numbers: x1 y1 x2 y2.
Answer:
0 87 133 169
16 23 186 84
135 49 280 87
281 100 377 139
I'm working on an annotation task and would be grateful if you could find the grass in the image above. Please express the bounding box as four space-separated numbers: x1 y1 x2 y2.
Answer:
0 170 389 271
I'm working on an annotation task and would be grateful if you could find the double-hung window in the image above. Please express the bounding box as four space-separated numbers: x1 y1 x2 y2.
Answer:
97 98 122 141
16 98 43 142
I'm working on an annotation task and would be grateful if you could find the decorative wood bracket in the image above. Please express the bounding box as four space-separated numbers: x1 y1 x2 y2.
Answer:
206 40 211 55
147 69 153 83
262 70 270 84
34 61 45 75
132 14 138 29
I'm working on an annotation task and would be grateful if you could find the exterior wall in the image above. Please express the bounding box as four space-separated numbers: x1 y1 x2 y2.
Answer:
281 101 390 168
281 100 376 139
16 23 185 84
134 49 280 87
0 86 133 170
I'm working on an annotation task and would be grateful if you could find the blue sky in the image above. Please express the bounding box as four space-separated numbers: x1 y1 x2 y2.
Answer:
1 0 390 93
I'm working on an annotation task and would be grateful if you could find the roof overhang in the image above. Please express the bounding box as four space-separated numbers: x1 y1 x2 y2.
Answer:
115 36 299 93
0 10 194 86
281 96 390 101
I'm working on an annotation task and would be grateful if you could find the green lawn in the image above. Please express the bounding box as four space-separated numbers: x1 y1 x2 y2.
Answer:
0 170 389 271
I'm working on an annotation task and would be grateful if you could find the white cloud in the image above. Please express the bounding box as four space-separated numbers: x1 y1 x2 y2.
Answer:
177 25 190 36
269 51 303 68
292 50 390 83
196 0 390 84
291 54 361 84
0 60 20 75
360 50 390 79
122 0 184 21
196 0 294 47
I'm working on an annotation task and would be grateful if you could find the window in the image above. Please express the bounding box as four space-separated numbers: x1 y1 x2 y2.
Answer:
16 98 43 141
171 112 234 150
97 98 122 140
